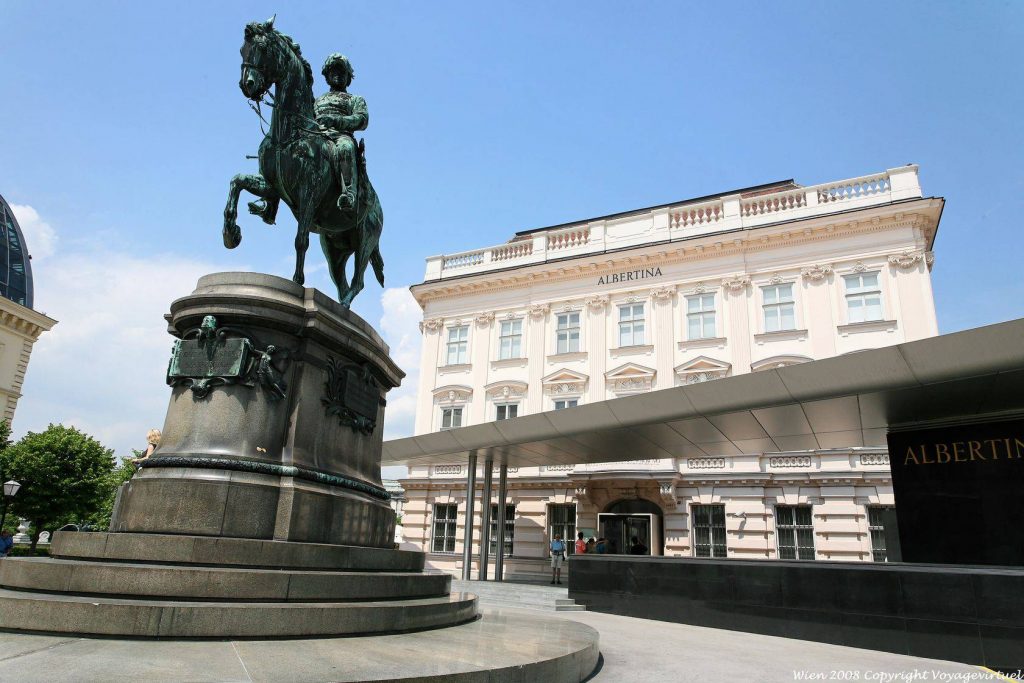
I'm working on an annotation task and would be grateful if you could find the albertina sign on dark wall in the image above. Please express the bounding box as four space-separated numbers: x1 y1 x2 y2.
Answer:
887 418 1024 566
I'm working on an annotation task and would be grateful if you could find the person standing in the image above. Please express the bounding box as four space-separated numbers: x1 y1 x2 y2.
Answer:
549 534 566 584
574 531 587 555
0 530 14 558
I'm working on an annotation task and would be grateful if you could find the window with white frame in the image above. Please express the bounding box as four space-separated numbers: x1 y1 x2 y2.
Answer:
446 325 469 365
686 293 716 340
498 319 523 359
868 506 894 562
440 406 463 430
489 503 515 557
431 503 458 553
555 312 581 354
495 403 518 420
762 283 796 332
549 504 577 554
692 504 727 558
844 272 883 323
553 398 579 410
618 303 646 346
776 505 815 560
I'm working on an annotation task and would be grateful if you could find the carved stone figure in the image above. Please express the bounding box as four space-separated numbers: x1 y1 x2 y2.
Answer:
224 17 385 307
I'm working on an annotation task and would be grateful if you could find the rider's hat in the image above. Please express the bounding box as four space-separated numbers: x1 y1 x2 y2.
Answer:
322 53 354 82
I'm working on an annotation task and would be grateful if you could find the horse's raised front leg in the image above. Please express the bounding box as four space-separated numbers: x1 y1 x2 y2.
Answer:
223 173 275 249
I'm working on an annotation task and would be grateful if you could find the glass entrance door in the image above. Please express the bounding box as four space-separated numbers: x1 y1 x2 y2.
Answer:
598 513 656 555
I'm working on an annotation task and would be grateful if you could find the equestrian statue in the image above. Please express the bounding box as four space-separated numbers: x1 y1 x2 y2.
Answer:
223 16 384 307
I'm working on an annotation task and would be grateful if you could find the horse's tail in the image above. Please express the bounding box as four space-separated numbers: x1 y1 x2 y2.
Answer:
371 246 385 287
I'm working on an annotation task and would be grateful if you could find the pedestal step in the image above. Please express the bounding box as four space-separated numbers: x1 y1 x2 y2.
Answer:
52 531 424 571
0 588 478 638
0 557 450 602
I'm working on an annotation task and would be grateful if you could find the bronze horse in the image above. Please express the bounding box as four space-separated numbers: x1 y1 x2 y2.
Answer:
223 17 384 307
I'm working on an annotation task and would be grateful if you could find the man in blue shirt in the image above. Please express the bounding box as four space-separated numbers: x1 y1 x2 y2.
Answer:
549 534 566 584
0 530 14 558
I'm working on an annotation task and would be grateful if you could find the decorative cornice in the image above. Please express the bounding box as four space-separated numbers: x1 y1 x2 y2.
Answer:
474 312 495 326
768 273 784 285
585 295 609 311
800 264 833 282
413 208 939 304
722 274 750 293
851 261 868 273
528 304 550 319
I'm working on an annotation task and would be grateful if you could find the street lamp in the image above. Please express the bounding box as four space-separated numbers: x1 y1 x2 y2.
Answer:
0 480 21 531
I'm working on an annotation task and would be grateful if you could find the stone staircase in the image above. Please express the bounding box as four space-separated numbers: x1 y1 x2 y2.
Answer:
451 578 586 612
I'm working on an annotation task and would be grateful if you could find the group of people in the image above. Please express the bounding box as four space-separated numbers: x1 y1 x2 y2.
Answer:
549 531 631 584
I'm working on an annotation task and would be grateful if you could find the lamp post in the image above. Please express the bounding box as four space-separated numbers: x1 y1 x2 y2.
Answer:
0 480 21 531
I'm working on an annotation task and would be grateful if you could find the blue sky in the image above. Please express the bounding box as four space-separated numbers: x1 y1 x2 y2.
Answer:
1 2 1022 464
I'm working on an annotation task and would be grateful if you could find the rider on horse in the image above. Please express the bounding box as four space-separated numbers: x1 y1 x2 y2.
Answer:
314 53 366 212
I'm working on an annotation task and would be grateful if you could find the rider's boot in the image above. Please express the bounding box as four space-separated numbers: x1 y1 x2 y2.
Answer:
336 151 358 211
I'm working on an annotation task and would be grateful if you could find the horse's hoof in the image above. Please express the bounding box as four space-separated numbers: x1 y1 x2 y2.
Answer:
292 274 305 286
223 224 241 249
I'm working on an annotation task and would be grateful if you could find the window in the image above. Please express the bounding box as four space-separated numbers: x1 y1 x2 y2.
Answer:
446 325 469 365
686 294 716 340
431 503 458 553
498 319 523 359
868 506 894 562
692 504 727 558
549 504 577 554
489 504 515 557
553 399 578 410
844 273 883 323
556 312 581 354
440 407 463 430
495 403 518 420
762 283 796 332
776 505 815 560
618 304 646 346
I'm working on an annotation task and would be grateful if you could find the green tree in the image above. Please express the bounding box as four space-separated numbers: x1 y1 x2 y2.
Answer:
0 424 115 550
84 453 138 530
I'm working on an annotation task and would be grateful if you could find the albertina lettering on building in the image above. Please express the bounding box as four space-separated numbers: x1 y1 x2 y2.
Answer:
598 267 662 286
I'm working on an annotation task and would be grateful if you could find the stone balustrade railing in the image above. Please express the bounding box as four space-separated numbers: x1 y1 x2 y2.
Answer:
424 166 921 281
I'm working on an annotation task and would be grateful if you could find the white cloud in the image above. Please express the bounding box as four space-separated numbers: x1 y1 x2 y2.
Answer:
9 204 57 260
379 286 421 440
12 207 240 457
379 287 422 480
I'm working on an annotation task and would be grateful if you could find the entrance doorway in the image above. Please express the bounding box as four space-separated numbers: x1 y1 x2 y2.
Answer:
598 499 664 556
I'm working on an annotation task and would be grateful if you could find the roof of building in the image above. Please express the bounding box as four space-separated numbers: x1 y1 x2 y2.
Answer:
511 179 798 238
0 194 35 309
382 318 1024 468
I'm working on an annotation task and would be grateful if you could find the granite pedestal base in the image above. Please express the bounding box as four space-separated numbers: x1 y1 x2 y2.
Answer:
0 532 476 638
112 273 404 549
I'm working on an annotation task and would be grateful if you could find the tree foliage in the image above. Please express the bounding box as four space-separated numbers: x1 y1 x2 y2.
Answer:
0 424 115 549
85 453 138 530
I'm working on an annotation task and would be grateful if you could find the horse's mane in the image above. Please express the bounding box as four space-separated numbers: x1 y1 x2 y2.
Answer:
247 21 313 91
274 30 314 89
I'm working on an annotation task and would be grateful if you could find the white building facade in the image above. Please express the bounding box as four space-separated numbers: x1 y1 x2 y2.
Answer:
401 166 943 579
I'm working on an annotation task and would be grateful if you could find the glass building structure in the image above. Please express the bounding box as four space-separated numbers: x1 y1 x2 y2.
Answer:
0 194 34 309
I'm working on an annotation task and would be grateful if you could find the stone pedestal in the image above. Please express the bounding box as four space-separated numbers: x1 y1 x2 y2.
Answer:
112 273 402 548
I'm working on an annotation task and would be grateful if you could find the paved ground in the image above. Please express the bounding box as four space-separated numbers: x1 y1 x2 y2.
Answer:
547 608 1002 683
0 598 1011 682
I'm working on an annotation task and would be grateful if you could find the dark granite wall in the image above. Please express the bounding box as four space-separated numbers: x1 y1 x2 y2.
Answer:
569 555 1023 670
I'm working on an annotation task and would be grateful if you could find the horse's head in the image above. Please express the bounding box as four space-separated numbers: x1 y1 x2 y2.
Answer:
239 16 280 100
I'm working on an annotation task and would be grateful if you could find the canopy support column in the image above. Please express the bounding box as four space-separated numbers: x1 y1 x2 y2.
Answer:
479 456 493 580
460 453 477 580
495 464 509 582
